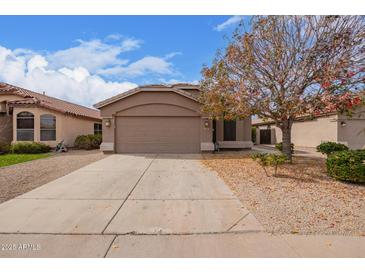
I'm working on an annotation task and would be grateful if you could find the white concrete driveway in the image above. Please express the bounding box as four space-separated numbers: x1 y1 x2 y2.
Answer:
0 154 263 257
0 154 363 257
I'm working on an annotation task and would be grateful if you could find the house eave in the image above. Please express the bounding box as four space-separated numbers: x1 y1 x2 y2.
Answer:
94 86 199 109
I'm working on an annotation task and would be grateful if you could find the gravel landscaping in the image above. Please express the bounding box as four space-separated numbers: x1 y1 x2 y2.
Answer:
0 150 106 204
202 153 365 236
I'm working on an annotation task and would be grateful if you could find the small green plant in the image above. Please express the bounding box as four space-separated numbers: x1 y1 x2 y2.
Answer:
316 141 349 156
275 142 294 154
74 134 102 150
251 153 288 177
11 142 52 154
251 127 257 143
326 150 365 183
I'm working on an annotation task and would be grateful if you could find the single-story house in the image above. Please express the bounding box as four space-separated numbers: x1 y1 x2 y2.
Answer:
94 83 253 153
252 109 365 149
0 82 102 147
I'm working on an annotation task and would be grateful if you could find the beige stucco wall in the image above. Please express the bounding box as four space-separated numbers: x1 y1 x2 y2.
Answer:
0 94 25 102
99 91 204 152
100 91 201 117
256 113 365 150
293 116 337 147
200 118 213 143
61 114 99 146
337 109 365 149
256 115 339 148
12 106 99 147
215 117 252 147
98 90 253 152
215 119 248 142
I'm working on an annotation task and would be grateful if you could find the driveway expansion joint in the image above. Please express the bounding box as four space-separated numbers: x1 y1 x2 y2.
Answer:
103 235 117 258
101 155 157 234
226 212 250 232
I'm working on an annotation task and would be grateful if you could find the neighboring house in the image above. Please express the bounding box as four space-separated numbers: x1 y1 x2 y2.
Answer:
94 84 253 153
0 82 102 147
252 109 365 149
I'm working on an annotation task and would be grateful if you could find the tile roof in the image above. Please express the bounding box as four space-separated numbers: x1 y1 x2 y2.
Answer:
0 82 101 120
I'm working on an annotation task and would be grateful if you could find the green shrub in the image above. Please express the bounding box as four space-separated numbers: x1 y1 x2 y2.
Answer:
11 142 52 154
74 134 102 150
326 150 365 183
316 141 349 156
251 153 288 176
251 127 256 143
275 142 294 154
0 142 11 155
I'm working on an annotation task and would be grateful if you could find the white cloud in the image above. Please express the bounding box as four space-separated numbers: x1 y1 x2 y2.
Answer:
0 46 26 83
0 35 182 107
44 36 142 74
27 55 48 72
98 52 180 78
59 67 90 82
98 56 173 77
0 45 137 107
105 34 123 41
120 38 143 52
164 52 182 59
214 16 244 31
48 39 126 73
157 78 199 85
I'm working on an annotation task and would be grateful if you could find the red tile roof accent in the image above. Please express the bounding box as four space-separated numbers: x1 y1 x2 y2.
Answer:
0 82 100 120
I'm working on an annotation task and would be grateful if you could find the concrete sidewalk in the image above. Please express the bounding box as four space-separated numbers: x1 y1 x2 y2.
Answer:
0 154 363 257
0 232 364 258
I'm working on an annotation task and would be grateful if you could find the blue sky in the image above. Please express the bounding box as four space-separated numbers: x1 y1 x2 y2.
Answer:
0 16 249 107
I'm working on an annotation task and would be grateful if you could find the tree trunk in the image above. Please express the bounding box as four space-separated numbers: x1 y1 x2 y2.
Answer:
280 120 293 161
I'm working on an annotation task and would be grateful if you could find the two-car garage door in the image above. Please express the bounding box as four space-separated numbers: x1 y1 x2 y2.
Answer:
115 116 201 153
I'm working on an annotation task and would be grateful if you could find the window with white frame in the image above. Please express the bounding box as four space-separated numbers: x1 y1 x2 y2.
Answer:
40 114 56 141
17 111 34 141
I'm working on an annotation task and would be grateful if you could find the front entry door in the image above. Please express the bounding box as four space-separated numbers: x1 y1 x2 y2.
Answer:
260 129 271 144
223 120 236 141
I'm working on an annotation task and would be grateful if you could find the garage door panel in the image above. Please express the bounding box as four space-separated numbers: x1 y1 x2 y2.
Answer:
116 117 200 153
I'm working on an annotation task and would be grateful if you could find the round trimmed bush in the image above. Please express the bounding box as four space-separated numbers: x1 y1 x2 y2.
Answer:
11 142 51 154
316 141 349 156
326 150 365 183
74 134 102 150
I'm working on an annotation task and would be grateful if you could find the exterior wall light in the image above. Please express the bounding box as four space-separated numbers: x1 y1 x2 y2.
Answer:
204 120 210 128
105 119 111 127
340 121 347 127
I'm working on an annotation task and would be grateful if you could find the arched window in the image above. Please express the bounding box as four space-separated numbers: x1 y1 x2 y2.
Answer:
17 111 34 141
40 114 56 141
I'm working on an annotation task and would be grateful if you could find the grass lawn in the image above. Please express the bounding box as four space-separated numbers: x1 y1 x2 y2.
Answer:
0 153 51 168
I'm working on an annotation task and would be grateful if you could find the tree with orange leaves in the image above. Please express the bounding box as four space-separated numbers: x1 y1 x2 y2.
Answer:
200 16 364 160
